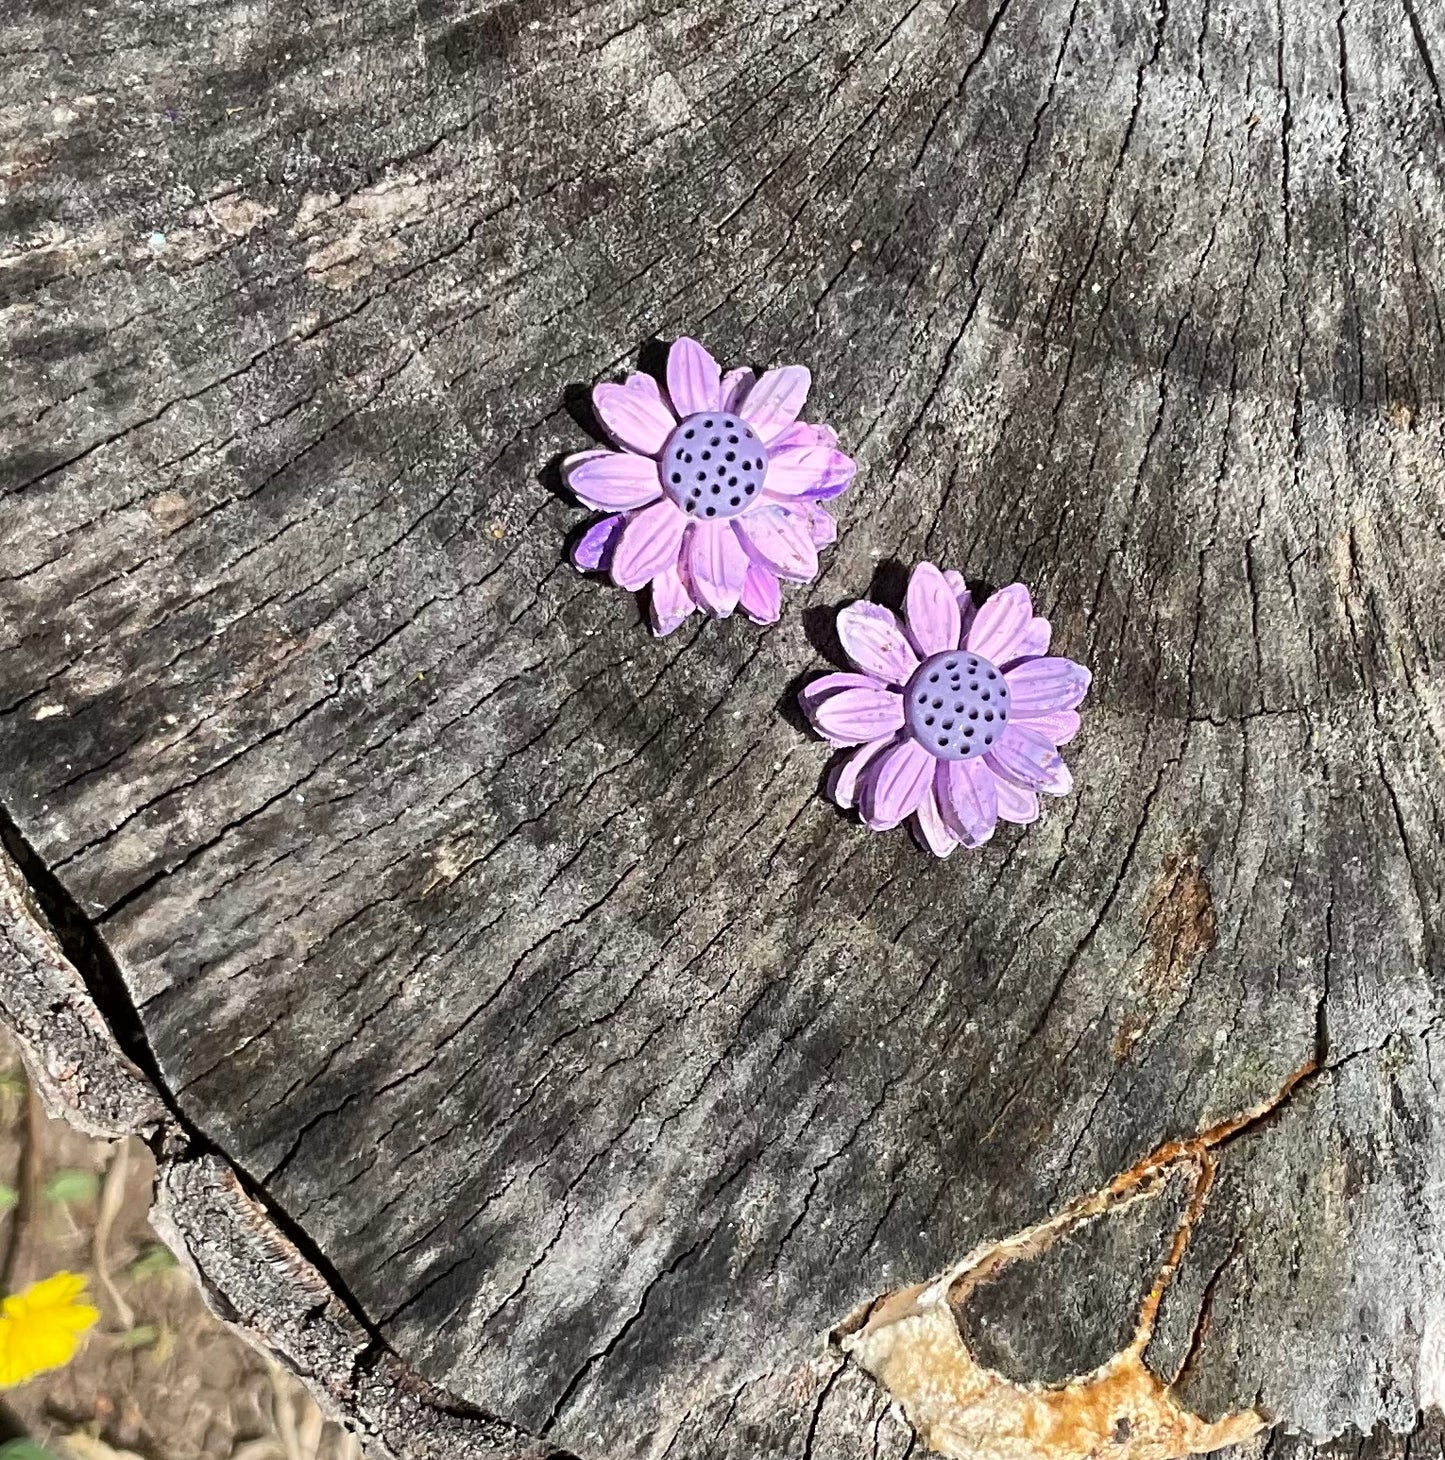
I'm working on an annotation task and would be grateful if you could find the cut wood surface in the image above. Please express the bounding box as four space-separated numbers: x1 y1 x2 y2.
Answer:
4 0 1445 1455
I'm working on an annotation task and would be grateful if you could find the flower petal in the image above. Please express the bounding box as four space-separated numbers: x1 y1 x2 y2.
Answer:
667 337 722 416
740 365 811 443
1009 618 1052 660
943 569 977 641
0 1272 98 1387
686 519 749 616
1004 656 1092 715
967 584 1035 663
913 785 959 857
593 380 676 456
572 513 625 572
936 758 999 848
565 450 664 510
1021 707 1082 745
736 503 819 582
806 504 837 547
994 777 1040 824
800 670 885 706
720 367 755 412
905 561 962 655
610 500 689 590
802 452 856 502
739 562 781 623
986 723 1073 796
770 420 838 452
650 564 696 636
829 736 893 810
624 371 665 404
765 445 855 498
808 685 906 746
861 738 934 830
837 601 919 685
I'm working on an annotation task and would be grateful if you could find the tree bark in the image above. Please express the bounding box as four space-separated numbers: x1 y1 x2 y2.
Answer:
4 0 1445 1456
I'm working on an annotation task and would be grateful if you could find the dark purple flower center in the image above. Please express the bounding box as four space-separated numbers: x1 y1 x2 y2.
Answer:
661 412 767 520
905 651 1010 761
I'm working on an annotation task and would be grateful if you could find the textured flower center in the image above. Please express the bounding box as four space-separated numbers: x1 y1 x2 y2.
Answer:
661 412 768 520
905 650 1010 761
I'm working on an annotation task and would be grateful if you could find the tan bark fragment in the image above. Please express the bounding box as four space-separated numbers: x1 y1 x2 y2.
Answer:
841 1064 1319 1460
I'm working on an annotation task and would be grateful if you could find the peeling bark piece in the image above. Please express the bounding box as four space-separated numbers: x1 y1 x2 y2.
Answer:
5 0 1445 1455
839 1080 1315 1460
845 1291 1262 1460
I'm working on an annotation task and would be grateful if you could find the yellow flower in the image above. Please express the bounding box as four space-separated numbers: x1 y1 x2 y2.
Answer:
0 1271 100 1387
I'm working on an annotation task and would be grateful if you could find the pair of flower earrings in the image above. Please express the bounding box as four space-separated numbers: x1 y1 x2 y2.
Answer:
563 337 1091 858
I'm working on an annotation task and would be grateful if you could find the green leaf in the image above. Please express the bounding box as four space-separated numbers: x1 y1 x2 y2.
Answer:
0 1440 62 1460
0 1184 17 1214
115 1324 160 1350
126 1244 179 1281
43 1169 100 1205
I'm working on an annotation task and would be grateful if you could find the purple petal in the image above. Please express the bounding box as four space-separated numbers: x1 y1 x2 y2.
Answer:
860 738 934 829
667 337 722 416
913 786 959 858
572 514 625 572
967 584 1035 664
904 561 962 656
686 519 749 616
800 670 885 707
986 724 1072 796
765 445 854 497
626 371 664 402
720 367 755 412
650 564 696 637
771 420 838 452
828 736 893 810
806 504 837 547
1004 656 1091 715
1022 707 1082 745
1008 617 1051 660
801 450 856 502
565 450 664 510
837 601 919 685
943 570 977 640
740 365 811 444
737 504 819 582
808 685 906 746
610 499 689 590
593 381 676 456
994 776 1040 825
936 758 998 848
739 563 781 623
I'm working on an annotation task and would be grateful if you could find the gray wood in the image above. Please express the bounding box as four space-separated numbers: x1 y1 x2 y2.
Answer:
4 0 1445 1454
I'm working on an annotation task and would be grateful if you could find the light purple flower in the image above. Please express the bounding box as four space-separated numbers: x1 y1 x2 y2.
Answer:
800 563 1091 857
565 337 855 635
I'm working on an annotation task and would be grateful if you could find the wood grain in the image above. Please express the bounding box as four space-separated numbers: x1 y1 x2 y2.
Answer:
4 0 1445 1453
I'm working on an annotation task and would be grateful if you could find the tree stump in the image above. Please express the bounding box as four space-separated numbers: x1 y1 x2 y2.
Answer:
4 0 1445 1456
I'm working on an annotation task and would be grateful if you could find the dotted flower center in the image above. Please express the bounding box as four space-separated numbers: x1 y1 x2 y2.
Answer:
661 412 767 520
905 651 1010 761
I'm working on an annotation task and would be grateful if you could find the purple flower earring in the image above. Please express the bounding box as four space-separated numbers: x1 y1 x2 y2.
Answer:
799 562 1091 856
566 338 856 635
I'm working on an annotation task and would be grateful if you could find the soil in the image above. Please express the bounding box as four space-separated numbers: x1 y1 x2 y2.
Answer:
0 1036 364 1460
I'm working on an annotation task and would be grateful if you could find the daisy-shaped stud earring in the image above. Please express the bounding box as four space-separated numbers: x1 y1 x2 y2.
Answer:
565 337 856 635
799 562 1091 856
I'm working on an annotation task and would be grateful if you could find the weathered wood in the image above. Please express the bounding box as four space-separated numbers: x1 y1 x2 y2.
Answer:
4 0 1445 1455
